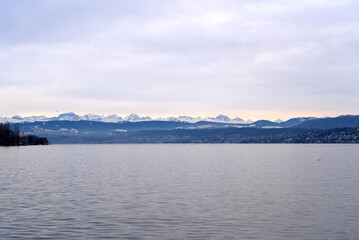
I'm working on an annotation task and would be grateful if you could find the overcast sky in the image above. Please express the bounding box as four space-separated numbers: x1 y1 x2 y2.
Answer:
1 0 358 120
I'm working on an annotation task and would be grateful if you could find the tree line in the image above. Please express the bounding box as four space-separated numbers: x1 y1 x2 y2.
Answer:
0 123 48 146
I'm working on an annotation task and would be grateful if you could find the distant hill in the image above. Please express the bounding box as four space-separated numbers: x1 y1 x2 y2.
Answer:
295 115 359 129
37 127 359 144
20 120 249 135
279 117 315 127
249 117 314 128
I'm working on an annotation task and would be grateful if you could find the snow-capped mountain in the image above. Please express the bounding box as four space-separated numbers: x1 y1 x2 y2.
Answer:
57 112 81 121
0 112 251 124
80 113 103 121
156 115 202 123
200 115 249 124
215 114 231 122
124 113 152 121
81 114 122 122
0 115 49 123
234 117 246 123
154 115 248 123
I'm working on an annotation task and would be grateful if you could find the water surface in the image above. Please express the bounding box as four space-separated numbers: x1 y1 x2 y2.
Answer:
1 144 358 239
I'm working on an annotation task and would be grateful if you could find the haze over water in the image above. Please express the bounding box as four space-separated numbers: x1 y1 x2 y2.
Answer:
1 144 358 239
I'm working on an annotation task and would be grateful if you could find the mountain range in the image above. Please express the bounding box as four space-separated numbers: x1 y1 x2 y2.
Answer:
3 112 359 129
0 112 251 124
3 113 359 144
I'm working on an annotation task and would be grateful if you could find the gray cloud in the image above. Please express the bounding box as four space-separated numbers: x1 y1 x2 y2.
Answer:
0 0 358 120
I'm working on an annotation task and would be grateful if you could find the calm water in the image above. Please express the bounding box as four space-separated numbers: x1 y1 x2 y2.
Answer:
0 144 358 239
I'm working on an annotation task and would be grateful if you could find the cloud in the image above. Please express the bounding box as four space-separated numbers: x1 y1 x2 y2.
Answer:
0 0 358 119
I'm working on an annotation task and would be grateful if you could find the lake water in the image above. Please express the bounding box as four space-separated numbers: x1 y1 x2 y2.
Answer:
0 144 358 239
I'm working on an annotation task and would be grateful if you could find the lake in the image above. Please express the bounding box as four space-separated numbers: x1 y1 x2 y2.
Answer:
0 144 358 239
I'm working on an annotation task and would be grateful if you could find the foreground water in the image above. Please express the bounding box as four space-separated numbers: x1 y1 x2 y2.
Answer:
0 144 358 239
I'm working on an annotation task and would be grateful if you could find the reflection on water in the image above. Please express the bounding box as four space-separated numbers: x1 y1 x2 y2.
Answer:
1 144 359 239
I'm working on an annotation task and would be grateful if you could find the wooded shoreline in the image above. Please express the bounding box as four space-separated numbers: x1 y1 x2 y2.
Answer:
0 123 49 146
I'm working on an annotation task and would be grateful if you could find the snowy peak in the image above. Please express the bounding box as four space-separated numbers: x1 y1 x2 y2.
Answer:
198 115 248 124
81 114 103 121
234 117 245 123
156 115 200 123
0 115 49 123
215 114 231 122
103 114 123 122
57 112 80 121
124 113 140 121
124 114 152 122
80 114 122 122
